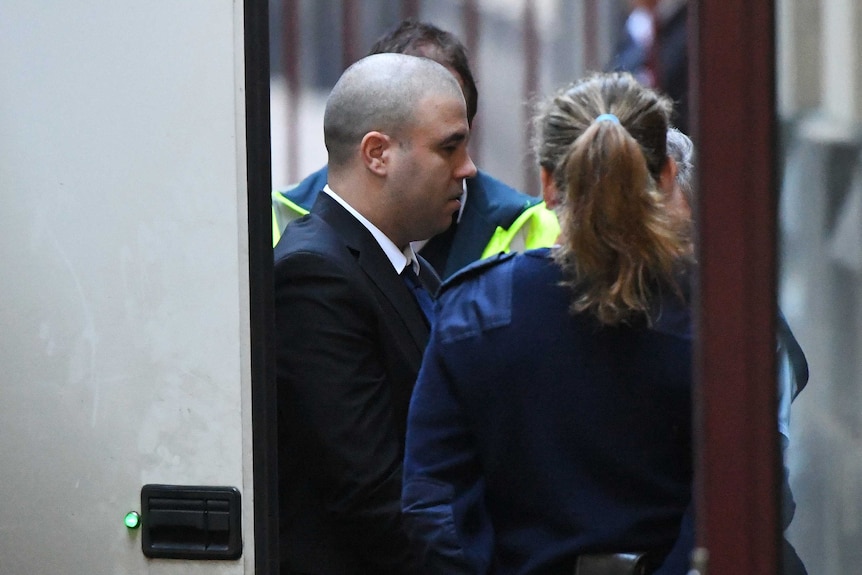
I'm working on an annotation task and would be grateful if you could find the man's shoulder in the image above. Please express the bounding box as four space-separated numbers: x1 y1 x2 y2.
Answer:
274 213 343 265
467 170 541 226
439 251 517 297
433 253 519 344
275 165 329 211
441 248 552 292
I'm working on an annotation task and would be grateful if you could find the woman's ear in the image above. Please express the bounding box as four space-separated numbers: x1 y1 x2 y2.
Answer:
360 131 391 176
660 156 692 219
659 156 678 195
540 167 560 208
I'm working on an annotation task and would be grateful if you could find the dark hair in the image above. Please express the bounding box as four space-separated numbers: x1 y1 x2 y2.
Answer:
533 72 689 325
367 19 478 126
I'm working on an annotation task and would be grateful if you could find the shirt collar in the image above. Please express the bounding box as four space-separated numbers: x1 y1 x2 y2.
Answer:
323 185 418 275
455 179 468 223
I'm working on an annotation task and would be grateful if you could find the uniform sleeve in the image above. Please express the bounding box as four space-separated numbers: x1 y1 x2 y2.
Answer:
776 339 797 529
275 250 417 573
653 503 695 575
402 331 494 574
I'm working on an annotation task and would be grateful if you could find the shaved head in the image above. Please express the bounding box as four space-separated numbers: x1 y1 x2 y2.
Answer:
323 53 464 168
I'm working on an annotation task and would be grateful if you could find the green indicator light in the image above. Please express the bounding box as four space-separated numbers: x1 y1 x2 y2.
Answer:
124 511 141 529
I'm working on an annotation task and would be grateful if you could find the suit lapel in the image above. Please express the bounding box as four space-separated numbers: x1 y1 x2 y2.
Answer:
313 193 431 355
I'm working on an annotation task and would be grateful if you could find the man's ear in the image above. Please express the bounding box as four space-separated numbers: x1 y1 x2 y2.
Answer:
540 167 560 208
360 131 391 176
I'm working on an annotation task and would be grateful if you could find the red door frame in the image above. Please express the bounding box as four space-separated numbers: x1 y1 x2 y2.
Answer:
691 1 780 573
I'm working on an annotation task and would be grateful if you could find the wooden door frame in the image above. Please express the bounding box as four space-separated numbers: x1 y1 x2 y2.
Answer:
691 1 781 573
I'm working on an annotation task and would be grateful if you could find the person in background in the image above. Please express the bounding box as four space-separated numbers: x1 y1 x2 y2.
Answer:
609 0 689 132
401 71 694 574
274 53 475 574
665 126 809 575
272 19 560 279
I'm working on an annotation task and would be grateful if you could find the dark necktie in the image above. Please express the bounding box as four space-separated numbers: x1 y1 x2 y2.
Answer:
418 212 458 277
401 266 435 326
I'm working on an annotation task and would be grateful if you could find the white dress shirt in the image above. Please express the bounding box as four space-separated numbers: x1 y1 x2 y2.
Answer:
323 185 421 275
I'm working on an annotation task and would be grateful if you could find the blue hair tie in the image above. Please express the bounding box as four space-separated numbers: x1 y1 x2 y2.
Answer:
594 113 620 124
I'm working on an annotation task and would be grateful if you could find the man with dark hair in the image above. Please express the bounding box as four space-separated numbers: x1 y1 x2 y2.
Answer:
367 19 479 125
272 19 559 279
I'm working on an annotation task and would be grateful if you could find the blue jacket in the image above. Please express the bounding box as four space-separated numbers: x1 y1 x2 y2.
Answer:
272 166 559 279
402 249 693 574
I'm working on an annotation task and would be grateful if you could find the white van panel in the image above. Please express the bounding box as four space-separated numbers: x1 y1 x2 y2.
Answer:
0 1 253 573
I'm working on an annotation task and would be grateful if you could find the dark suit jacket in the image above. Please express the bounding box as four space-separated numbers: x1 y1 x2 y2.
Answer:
273 192 437 574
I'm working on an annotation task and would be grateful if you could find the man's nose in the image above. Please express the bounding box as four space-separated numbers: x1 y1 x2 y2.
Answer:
457 152 477 179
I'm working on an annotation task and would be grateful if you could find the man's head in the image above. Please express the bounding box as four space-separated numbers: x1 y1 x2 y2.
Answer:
324 53 476 249
368 19 478 127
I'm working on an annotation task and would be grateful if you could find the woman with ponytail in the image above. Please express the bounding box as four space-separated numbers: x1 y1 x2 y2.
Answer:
402 72 694 575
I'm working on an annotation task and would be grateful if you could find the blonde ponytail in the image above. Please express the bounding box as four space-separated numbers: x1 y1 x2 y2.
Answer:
534 72 690 325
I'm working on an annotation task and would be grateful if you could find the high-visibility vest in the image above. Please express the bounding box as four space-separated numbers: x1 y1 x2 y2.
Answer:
480 201 560 259
272 189 307 247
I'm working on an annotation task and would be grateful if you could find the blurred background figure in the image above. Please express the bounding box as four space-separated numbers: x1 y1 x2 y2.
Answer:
609 0 689 132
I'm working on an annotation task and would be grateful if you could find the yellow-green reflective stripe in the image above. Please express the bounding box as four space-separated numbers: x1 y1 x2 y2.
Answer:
480 202 560 259
271 191 310 247
523 203 560 249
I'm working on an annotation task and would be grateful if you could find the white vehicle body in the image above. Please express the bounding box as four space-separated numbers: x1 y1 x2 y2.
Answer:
1 1 272 573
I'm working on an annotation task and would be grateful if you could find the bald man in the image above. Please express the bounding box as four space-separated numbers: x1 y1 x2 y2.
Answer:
271 19 560 280
273 53 476 574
